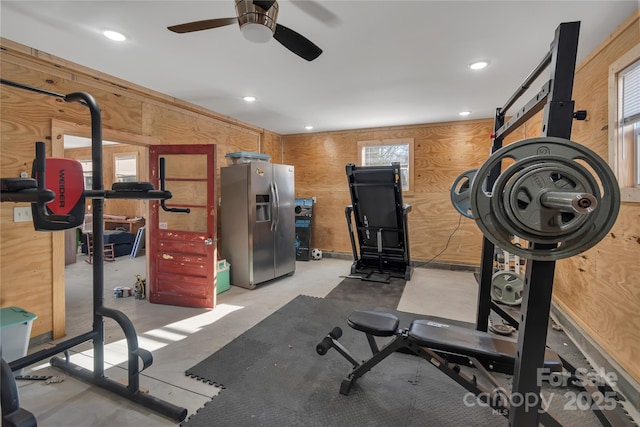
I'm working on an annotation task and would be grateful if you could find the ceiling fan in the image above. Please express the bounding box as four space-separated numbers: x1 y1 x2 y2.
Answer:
168 0 323 61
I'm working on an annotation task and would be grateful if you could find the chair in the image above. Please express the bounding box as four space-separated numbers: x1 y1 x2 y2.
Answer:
85 233 115 264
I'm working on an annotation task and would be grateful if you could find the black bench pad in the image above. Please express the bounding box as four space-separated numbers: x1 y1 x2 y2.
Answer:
347 311 399 336
409 319 562 370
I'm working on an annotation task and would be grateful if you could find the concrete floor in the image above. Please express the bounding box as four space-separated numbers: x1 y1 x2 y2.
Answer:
13 255 485 426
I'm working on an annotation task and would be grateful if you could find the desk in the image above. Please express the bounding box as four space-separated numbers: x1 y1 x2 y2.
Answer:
104 218 145 236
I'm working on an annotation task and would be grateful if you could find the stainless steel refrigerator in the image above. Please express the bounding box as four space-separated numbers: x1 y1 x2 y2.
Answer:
220 162 296 289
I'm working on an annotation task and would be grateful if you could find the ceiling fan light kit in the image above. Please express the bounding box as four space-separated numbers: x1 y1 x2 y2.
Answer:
240 23 273 43
238 0 277 37
168 0 322 61
237 0 278 43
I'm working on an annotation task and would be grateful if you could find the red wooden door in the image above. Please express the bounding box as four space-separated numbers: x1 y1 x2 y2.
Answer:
148 145 217 308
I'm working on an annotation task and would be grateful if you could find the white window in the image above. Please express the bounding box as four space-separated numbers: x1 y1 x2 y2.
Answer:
114 154 137 183
357 138 414 191
79 160 92 190
609 43 640 202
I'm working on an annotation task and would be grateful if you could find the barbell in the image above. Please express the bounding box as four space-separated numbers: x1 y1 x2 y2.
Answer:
451 137 620 261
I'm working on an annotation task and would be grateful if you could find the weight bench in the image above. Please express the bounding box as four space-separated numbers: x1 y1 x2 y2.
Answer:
317 310 562 396
345 163 412 281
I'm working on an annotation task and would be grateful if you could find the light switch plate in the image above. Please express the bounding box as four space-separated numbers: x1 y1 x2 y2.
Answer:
14 206 33 222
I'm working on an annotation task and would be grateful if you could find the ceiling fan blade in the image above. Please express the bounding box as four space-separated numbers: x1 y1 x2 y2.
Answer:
290 0 341 27
273 24 322 61
168 18 237 34
252 0 276 11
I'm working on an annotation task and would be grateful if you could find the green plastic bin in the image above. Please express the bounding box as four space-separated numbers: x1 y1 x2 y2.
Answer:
217 260 230 294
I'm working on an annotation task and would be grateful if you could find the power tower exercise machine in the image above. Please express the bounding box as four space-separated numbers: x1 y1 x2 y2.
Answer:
0 79 188 425
318 21 628 427
345 163 413 282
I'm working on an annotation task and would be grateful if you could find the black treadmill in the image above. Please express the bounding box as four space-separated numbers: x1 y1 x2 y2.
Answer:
345 163 413 281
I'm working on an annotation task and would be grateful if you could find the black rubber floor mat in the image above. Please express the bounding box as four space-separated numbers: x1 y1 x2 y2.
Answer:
184 296 628 426
324 276 406 310
183 295 500 427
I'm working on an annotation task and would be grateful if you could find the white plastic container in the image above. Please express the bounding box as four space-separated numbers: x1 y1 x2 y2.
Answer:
0 306 37 375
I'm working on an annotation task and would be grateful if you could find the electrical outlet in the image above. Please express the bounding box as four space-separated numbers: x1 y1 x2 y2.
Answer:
13 206 33 223
159 222 168 230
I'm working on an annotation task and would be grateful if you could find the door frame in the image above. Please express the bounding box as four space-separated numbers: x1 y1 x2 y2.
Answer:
148 144 217 308
51 119 158 338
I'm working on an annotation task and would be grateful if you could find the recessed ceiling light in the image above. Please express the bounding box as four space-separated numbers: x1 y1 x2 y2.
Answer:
304 125 314 130
243 96 256 102
459 111 471 116
468 61 489 70
103 30 126 42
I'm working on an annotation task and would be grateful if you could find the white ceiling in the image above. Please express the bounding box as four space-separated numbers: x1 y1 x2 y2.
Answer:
1 1 638 135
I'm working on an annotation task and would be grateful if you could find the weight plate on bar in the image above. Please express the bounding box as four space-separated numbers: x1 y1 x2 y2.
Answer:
470 137 620 260
495 158 599 243
491 270 524 305
450 169 477 218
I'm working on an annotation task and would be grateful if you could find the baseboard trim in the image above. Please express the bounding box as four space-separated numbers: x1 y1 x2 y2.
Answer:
320 251 352 261
551 302 640 415
27 331 53 350
415 261 478 272
320 252 478 272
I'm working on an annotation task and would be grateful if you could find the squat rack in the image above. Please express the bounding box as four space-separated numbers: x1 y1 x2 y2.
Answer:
0 79 187 424
473 22 627 427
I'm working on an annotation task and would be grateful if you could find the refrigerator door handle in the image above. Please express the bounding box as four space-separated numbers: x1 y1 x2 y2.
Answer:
270 182 277 232
273 180 281 231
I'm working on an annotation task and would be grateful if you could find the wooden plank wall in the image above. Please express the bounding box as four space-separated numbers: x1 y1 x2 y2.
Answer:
517 12 640 383
282 120 523 265
260 131 283 163
0 39 272 338
552 14 640 383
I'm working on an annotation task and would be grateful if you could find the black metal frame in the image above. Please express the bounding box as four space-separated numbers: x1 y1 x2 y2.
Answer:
345 163 413 280
473 22 627 427
0 79 187 424
475 22 578 427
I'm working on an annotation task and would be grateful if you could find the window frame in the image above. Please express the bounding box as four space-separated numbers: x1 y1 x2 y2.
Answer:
114 152 138 183
609 43 640 203
357 138 415 192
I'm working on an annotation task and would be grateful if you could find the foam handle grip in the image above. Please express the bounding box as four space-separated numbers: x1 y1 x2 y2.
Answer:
34 142 46 190
329 327 342 340
316 337 333 356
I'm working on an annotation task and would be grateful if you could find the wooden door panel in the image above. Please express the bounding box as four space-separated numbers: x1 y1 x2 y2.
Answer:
163 154 206 177
157 254 207 277
159 238 209 255
156 276 211 306
149 145 216 308
166 181 208 205
158 208 208 232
